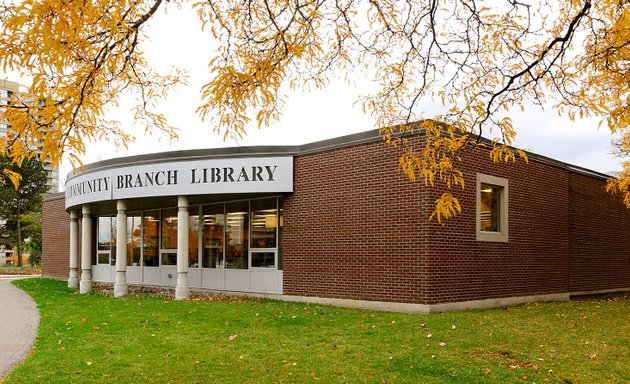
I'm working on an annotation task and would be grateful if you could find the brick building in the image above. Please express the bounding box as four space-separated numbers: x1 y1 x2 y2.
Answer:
42 130 630 312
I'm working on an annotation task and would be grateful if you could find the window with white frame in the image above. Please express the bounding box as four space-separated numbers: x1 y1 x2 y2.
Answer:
96 217 116 265
142 211 159 266
96 197 283 270
225 201 249 269
127 215 142 266
476 174 508 242
250 198 279 268
160 209 178 266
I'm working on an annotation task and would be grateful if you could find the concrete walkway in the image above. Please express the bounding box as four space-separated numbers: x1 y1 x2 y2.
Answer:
0 276 40 381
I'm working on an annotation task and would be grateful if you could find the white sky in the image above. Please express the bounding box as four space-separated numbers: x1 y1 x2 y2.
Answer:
2 5 622 190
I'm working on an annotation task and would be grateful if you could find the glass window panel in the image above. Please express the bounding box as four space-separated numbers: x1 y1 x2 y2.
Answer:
189 213 200 268
202 204 224 269
251 252 275 268
480 183 501 232
250 198 277 249
226 201 248 269
161 252 177 266
97 252 110 264
127 216 142 266
97 217 111 251
142 211 159 267
97 217 116 265
161 209 178 250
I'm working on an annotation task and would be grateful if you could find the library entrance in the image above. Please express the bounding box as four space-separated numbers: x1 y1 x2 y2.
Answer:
92 196 284 293
64 154 293 299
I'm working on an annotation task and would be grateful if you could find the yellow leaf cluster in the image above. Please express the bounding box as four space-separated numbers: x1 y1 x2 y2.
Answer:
607 168 630 208
1 0 628 219
429 193 462 224
194 0 341 141
1 168 22 189
0 0 185 170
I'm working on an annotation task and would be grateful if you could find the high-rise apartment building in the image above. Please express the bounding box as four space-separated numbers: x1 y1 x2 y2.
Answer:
0 79 18 138
1 79 59 193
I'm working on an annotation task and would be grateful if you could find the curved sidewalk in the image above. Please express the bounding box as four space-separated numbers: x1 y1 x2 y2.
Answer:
0 277 40 381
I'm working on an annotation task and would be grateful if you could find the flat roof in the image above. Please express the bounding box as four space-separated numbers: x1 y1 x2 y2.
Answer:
64 128 614 184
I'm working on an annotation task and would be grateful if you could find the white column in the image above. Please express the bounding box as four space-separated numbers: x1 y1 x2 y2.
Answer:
175 196 190 300
79 205 93 294
114 200 128 297
68 209 80 289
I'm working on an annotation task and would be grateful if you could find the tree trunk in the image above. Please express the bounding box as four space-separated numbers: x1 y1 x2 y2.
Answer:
16 203 22 267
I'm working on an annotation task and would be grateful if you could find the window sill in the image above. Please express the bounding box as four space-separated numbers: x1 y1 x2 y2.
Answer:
476 231 508 243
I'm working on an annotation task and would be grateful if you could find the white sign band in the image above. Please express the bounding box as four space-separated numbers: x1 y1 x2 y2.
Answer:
65 156 294 208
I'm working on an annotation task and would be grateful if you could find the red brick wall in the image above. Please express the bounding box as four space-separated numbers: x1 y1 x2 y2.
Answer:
283 137 573 305
282 138 432 303
42 194 70 280
569 173 630 292
421 151 571 304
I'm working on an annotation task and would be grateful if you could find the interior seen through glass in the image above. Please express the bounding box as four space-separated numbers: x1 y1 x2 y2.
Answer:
480 183 501 232
203 204 224 269
127 216 142 266
142 211 159 266
95 198 282 269
225 201 249 269
97 217 115 265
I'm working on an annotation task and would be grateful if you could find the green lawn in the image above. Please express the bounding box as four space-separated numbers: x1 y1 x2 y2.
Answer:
6 279 629 383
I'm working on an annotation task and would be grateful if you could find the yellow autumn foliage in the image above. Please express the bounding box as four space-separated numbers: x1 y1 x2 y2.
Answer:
0 0 627 219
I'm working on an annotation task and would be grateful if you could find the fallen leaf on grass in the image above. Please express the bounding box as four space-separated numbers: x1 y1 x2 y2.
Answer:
483 368 491 375
228 334 238 341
